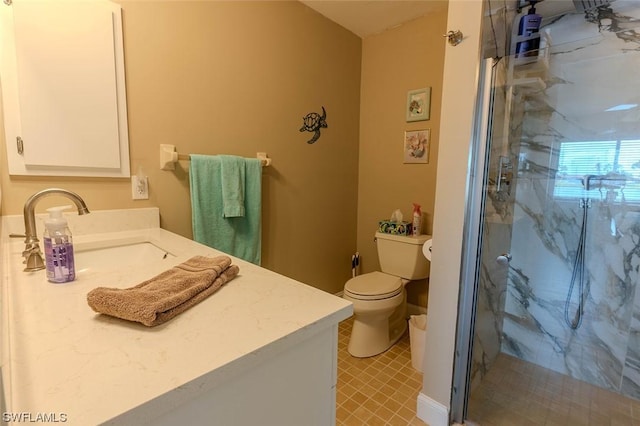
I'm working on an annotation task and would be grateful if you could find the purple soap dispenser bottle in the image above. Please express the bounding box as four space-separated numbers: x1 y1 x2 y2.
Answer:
43 205 76 283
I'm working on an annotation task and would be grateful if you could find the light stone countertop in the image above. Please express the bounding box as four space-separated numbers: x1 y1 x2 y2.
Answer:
1 208 352 424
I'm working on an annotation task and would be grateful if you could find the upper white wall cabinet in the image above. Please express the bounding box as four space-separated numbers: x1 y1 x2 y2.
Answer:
0 0 130 177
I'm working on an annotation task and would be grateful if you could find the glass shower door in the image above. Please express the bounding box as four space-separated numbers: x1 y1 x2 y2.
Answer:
453 3 640 423
450 55 514 424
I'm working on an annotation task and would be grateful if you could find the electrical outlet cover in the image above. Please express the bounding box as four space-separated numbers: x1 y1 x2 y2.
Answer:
131 176 149 200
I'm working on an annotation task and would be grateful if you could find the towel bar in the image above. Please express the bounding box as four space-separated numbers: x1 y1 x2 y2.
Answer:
160 144 272 170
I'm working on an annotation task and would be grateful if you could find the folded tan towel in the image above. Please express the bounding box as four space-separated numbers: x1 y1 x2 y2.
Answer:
87 255 239 327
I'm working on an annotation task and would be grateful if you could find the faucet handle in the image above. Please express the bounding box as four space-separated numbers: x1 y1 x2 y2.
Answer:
9 233 26 239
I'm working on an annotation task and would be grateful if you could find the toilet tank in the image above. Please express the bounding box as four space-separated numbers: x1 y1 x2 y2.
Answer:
375 231 431 280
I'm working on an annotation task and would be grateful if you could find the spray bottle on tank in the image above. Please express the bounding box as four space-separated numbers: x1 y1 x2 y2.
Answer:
43 205 76 283
412 203 422 236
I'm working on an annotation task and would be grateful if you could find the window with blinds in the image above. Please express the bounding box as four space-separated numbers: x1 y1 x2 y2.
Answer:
554 140 640 203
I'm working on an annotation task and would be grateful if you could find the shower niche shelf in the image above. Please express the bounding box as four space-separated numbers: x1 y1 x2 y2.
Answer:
510 30 551 81
512 77 547 95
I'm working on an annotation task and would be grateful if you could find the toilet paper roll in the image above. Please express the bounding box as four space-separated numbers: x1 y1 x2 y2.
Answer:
422 239 432 261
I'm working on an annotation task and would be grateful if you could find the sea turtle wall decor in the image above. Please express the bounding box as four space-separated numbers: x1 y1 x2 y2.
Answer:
299 106 327 144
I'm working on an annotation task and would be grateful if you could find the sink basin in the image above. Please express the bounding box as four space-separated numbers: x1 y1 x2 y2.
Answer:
74 236 175 270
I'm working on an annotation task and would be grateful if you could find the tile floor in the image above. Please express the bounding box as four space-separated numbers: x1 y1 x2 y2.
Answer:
336 317 427 425
467 353 640 426
336 320 640 425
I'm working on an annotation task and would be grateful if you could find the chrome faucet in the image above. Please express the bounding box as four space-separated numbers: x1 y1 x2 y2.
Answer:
13 188 90 272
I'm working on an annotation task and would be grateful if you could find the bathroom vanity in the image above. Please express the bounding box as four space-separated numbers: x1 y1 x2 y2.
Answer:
1 208 352 425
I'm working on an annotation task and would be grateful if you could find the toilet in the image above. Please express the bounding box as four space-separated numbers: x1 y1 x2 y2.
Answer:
343 231 431 358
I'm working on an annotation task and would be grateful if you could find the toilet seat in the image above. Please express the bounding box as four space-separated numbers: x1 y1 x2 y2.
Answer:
344 272 403 300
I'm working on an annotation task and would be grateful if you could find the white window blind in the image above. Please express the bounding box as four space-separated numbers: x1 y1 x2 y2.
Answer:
554 140 640 203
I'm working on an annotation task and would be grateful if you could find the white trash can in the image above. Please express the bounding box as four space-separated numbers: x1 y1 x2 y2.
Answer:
409 314 427 373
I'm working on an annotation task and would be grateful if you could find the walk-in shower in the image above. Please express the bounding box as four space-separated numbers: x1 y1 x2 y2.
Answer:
452 0 640 423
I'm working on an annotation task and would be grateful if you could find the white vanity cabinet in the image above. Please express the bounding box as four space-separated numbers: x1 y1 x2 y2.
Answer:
0 209 353 425
117 324 342 426
0 0 130 177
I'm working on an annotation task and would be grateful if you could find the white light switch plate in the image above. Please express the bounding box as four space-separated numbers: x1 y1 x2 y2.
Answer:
131 176 149 200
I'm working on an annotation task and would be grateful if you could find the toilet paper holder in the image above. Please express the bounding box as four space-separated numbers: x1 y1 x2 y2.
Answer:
422 239 433 261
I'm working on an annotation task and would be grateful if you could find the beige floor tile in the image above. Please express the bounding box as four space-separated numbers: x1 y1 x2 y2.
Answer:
350 391 368 406
336 405 351 422
336 317 423 424
468 353 640 426
408 417 428 426
396 404 417 422
341 397 361 414
350 405 375 424
373 404 395 420
362 397 381 413
390 389 411 405
382 397 403 414
366 415 388 426
371 391 389 405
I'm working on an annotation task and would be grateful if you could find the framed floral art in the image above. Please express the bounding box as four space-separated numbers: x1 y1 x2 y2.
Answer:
404 129 430 164
406 87 431 122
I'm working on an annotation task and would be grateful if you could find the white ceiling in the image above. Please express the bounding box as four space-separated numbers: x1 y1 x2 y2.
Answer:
301 1 591 39
299 1 448 38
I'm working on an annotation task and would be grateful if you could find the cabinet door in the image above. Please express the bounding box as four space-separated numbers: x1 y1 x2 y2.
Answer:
0 1 130 177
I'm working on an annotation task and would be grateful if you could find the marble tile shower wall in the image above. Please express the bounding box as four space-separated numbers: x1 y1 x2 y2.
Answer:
501 3 640 399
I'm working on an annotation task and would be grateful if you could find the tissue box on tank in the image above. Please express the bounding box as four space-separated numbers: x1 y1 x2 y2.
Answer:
378 220 413 236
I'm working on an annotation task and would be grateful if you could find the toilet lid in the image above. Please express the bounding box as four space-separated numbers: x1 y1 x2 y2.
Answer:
344 272 403 300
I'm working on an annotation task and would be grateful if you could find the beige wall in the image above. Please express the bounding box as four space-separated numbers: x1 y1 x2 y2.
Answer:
0 1 361 294
357 5 448 308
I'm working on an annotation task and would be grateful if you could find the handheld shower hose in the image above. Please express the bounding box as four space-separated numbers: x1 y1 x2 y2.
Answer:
564 197 590 329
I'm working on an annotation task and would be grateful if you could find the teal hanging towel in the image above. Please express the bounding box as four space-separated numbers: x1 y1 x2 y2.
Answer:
189 154 262 265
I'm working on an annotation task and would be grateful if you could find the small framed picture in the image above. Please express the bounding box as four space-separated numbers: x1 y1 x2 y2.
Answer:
404 129 430 164
406 87 431 122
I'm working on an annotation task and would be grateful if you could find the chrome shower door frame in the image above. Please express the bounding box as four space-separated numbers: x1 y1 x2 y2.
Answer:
449 58 498 424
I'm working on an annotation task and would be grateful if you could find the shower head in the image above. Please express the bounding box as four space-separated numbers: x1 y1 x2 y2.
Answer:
572 0 616 12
